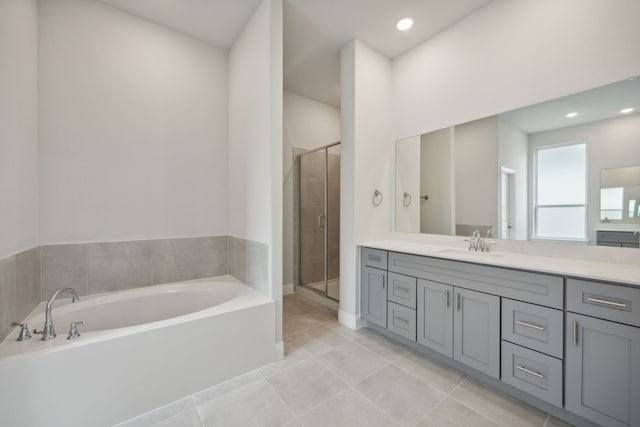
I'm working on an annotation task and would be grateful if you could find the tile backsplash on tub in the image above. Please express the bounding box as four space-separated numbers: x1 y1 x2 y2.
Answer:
41 236 232 299
0 247 41 342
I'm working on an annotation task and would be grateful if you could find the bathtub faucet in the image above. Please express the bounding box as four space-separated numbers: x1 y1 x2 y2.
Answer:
35 287 80 341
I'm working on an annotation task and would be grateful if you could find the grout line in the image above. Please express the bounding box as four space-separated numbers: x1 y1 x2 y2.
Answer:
260 371 299 424
542 414 550 427
191 395 205 427
410 392 448 427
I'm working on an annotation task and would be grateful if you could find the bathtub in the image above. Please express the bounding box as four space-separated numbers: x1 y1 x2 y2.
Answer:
0 276 276 427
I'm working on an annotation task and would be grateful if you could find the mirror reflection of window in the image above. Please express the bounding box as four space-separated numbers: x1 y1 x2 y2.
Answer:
600 187 624 220
534 142 586 241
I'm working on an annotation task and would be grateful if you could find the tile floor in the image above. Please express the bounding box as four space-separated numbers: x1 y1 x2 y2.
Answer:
117 293 573 427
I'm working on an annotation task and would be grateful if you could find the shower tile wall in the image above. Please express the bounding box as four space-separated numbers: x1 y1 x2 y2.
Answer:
294 148 340 287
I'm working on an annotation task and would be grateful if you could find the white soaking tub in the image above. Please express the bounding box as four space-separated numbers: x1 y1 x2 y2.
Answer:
0 276 276 427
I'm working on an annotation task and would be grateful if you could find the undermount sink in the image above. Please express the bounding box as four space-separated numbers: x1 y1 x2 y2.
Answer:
435 248 506 259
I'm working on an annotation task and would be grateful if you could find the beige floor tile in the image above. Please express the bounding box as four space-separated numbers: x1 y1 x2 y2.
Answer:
195 370 263 401
260 347 312 377
115 398 202 427
283 294 322 314
545 416 574 427
194 378 294 427
286 324 349 355
265 357 348 415
393 351 466 393
304 306 338 324
283 312 322 335
450 378 548 427
354 329 410 361
317 341 389 385
355 365 445 426
282 420 303 427
326 323 370 340
415 397 499 427
298 389 401 427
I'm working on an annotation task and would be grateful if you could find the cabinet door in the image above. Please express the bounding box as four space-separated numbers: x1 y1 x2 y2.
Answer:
453 288 500 378
417 279 453 357
362 266 387 328
566 313 640 427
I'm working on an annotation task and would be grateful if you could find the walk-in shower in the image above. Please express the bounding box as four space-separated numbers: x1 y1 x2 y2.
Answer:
295 143 340 301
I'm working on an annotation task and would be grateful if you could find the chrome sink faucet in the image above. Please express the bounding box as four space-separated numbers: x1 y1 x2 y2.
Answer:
466 230 495 252
34 287 80 341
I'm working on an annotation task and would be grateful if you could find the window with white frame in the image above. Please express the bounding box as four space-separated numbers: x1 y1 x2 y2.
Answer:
534 142 586 240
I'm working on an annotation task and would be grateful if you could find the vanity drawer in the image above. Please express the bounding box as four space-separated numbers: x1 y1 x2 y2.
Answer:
388 272 417 309
502 299 563 359
362 247 388 270
387 302 416 341
501 341 563 407
567 278 640 327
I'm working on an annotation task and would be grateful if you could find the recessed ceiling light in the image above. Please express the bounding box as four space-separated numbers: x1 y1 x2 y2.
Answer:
396 18 414 31
566 112 578 118
621 107 634 114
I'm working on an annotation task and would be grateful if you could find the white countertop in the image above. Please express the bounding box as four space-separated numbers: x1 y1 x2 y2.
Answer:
593 224 640 233
361 240 640 287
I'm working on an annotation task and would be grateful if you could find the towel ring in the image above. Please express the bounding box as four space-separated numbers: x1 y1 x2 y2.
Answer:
403 192 412 207
372 190 383 206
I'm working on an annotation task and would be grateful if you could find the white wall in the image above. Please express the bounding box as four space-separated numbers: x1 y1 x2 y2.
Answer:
228 0 283 344
0 0 39 258
392 0 640 141
283 90 340 288
395 136 420 233
38 0 229 244
420 129 454 235
455 117 498 233
340 40 392 327
529 113 640 243
498 118 528 240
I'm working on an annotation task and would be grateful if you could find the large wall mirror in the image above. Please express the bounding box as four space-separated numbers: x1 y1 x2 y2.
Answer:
395 77 640 246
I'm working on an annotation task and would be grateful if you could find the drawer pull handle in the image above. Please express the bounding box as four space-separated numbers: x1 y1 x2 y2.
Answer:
396 286 409 293
368 254 381 262
586 297 628 308
457 293 461 311
446 290 450 308
515 365 544 379
382 276 385 289
573 321 578 347
395 316 409 324
516 320 545 331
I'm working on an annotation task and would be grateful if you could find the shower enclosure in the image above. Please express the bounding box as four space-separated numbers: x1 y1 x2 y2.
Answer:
296 143 340 301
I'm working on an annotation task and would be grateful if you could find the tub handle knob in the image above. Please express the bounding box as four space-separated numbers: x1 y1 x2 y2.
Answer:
67 321 85 340
10 322 32 341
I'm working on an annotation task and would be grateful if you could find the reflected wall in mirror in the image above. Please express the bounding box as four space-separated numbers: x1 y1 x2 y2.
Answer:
396 77 640 246
600 166 640 222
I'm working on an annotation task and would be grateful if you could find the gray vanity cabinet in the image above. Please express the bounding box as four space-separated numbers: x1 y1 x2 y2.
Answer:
417 279 454 357
453 288 500 378
361 266 387 328
565 312 640 427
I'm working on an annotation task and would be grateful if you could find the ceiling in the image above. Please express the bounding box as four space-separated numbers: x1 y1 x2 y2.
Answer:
98 0 493 107
500 77 640 134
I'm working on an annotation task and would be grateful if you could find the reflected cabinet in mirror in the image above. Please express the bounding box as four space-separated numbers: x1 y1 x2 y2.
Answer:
396 77 640 246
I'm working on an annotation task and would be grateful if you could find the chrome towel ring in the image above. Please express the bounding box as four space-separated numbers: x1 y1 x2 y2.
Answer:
372 190 383 206
403 192 412 207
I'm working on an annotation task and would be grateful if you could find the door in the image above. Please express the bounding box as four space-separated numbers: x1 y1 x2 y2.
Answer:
361 266 387 328
566 313 640 427
417 279 453 357
298 143 341 300
453 287 500 378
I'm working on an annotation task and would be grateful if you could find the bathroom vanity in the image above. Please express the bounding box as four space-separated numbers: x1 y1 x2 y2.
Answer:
360 242 640 427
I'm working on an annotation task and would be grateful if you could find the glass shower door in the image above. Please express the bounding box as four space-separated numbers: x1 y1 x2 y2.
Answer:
299 149 327 295
298 143 340 301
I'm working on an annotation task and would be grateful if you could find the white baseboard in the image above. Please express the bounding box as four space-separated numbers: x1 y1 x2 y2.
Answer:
338 310 363 330
283 283 294 295
274 341 284 361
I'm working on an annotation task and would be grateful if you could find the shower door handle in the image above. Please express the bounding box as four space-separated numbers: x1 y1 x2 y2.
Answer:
318 214 326 228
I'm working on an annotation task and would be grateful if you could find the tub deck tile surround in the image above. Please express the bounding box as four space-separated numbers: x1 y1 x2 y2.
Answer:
0 247 41 342
89 240 151 293
117 294 568 427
